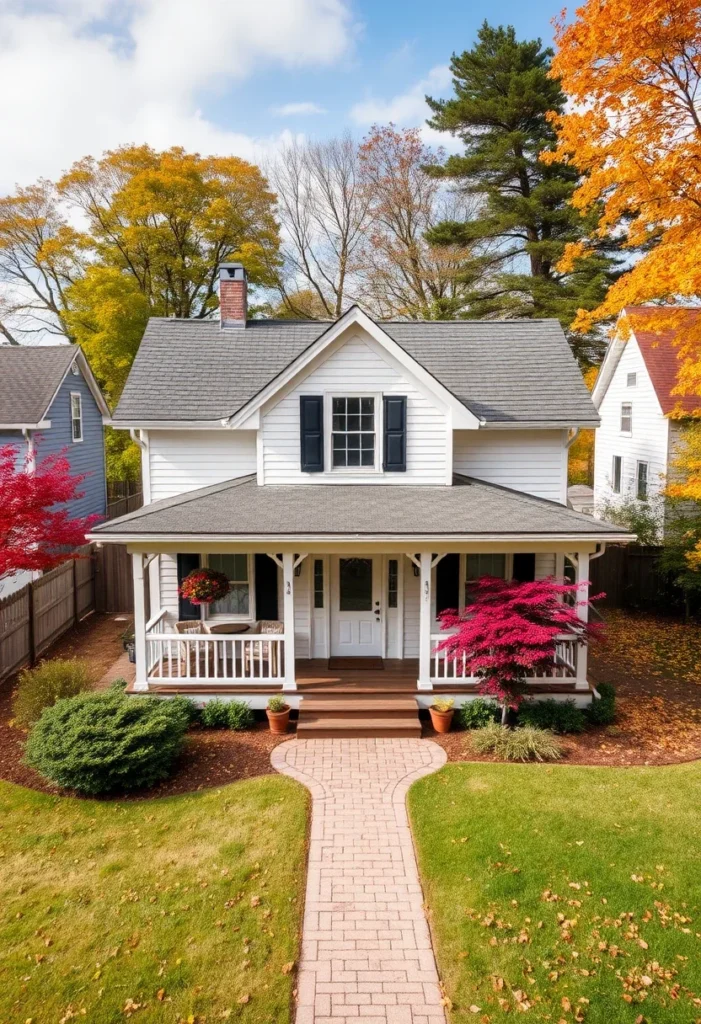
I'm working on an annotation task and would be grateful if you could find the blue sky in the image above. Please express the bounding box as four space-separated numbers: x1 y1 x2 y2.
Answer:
0 0 565 194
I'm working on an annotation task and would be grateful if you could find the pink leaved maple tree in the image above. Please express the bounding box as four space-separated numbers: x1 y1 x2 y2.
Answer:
436 576 602 723
0 443 100 580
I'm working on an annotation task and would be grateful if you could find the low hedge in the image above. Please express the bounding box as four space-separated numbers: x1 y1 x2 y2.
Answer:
586 682 617 725
25 691 189 795
457 698 500 729
518 698 587 734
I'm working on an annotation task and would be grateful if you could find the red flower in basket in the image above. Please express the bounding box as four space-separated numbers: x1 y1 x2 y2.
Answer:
179 568 230 605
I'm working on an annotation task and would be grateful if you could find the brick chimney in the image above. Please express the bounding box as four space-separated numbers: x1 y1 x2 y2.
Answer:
219 263 247 328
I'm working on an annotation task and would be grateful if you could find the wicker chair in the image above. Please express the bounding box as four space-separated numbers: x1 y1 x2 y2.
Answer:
174 620 208 674
244 619 284 677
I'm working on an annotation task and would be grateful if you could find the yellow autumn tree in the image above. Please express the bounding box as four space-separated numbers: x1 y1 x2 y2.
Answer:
547 0 701 510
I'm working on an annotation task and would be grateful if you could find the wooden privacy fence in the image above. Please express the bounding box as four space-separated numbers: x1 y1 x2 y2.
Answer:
0 547 96 682
588 544 680 612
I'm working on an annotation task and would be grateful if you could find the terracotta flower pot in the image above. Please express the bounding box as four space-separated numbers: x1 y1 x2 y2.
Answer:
429 707 454 734
266 707 290 734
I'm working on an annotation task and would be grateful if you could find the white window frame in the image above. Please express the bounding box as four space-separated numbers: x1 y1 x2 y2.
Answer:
612 455 622 494
324 390 382 474
636 461 649 501
203 552 255 621
620 402 632 435
70 392 83 443
626 372 637 387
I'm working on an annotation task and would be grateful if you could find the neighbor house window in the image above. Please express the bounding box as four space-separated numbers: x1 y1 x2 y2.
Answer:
620 402 632 433
627 372 637 387
637 461 649 500
70 393 83 442
388 559 399 609
313 559 324 609
207 554 249 615
332 396 375 468
465 553 506 603
612 455 622 494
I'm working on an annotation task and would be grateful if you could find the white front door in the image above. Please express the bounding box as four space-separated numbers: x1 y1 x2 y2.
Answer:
330 556 382 657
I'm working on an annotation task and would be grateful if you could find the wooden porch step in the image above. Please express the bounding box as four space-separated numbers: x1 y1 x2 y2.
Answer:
297 693 421 738
297 716 422 739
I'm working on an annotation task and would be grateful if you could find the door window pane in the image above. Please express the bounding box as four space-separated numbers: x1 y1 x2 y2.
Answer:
388 559 398 609
339 558 373 611
314 559 324 609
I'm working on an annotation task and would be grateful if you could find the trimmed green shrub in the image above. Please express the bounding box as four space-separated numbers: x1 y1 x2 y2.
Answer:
470 722 562 762
25 691 189 794
458 698 500 730
168 695 201 726
227 700 254 730
586 682 617 726
518 698 586 734
200 699 230 729
13 658 94 729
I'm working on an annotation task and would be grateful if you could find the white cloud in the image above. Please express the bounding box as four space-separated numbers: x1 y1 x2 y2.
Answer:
349 64 451 126
271 101 328 116
0 0 355 193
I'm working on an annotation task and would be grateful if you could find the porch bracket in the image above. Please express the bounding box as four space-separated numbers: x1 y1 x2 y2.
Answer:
266 553 284 569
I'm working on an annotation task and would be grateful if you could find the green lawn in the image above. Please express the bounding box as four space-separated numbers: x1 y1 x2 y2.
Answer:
409 762 701 1023
0 776 308 1024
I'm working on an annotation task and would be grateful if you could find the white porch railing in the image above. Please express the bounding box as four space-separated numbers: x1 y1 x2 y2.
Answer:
145 621 287 685
430 632 579 683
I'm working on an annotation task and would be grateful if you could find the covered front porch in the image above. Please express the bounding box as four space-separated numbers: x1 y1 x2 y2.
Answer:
133 546 595 699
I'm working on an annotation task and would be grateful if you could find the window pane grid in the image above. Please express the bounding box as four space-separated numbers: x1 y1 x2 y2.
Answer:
314 559 324 609
465 554 506 604
388 559 398 609
621 402 632 433
208 554 249 615
332 396 375 468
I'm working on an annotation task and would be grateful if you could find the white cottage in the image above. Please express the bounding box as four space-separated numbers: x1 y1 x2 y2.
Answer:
592 306 701 536
91 263 630 734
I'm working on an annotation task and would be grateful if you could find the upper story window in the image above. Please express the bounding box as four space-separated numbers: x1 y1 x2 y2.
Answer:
620 402 632 434
612 455 622 493
332 396 375 468
637 461 649 500
627 372 637 387
70 393 83 442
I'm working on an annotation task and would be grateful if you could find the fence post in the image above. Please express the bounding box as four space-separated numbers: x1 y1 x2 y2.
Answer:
27 582 37 667
72 558 79 627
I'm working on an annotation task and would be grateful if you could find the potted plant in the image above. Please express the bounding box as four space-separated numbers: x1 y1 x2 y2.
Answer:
178 568 230 606
429 697 455 734
266 694 290 734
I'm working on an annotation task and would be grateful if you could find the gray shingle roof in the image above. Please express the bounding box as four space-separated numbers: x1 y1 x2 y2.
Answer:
92 474 629 540
0 345 77 425
113 315 599 427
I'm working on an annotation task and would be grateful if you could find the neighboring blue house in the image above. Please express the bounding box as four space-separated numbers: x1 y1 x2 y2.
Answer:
0 345 110 597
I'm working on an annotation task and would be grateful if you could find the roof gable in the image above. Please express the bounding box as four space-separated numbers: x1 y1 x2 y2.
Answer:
113 310 599 428
593 307 701 416
0 345 110 428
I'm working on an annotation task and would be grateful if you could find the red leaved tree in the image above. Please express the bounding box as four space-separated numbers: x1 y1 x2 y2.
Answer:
437 577 602 723
0 444 100 580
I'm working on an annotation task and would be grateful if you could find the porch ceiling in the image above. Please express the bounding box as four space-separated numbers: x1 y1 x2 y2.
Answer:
91 474 632 544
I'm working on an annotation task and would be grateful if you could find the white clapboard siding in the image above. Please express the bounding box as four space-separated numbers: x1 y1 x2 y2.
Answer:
261 333 449 484
403 566 420 658
453 429 567 503
148 430 257 502
593 335 669 511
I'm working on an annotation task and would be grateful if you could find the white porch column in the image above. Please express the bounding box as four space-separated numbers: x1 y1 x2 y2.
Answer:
575 550 590 691
132 553 148 692
282 552 297 691
417 551 433 691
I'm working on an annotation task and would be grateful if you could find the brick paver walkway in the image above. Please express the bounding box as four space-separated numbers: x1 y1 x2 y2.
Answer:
271 738 448 1024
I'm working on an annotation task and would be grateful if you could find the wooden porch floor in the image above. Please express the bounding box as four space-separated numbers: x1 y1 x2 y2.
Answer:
143 658 590 696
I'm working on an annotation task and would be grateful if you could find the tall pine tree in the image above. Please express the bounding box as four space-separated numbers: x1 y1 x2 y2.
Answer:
426 22 620 362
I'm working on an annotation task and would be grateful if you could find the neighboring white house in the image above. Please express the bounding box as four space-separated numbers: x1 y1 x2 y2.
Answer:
592 307 701 535
90 263 631 718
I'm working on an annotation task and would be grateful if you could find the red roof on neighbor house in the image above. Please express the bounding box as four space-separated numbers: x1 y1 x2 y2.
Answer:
626 306 701 416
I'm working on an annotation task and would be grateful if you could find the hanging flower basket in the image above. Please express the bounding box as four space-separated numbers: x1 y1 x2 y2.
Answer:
179 568 230 605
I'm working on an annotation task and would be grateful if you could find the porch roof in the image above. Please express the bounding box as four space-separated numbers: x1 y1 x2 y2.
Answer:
91 475 632 543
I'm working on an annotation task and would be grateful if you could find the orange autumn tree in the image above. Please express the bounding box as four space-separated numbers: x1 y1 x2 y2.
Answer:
546 1 701 491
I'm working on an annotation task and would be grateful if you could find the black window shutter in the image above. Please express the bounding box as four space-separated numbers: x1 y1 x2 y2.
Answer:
435 553 460 616
177 553 201 620
512 553 536 583
300 395 324 472
383 396 407 472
